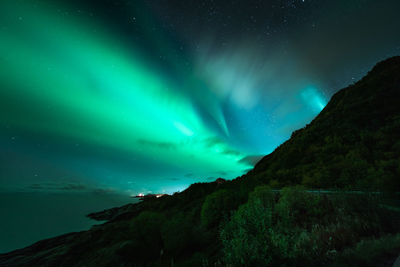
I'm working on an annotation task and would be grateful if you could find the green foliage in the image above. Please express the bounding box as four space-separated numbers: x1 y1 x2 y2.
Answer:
201 189 240 228
220 186 400 266
275 186 324 228
118 211 166 262
105 57 400 265
161 213 208 257
161 213 193 255
8 57 400 267
220 187 275 266
252 57 400 190
248 185 275 207
335 233 400 266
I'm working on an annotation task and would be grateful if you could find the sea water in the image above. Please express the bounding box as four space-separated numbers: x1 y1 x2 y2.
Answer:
0 192 138 253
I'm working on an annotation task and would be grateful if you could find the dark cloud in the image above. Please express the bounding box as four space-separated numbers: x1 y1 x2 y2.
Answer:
27 183 115 194
221 148 242 157
243 168 253 173
203 137 223 147
2 0 399 198
239 155 264 166
28 182 87 191
137 139 178 150
202 137 242 157
92 188 115 195
60 184 87 191
28 184 44 190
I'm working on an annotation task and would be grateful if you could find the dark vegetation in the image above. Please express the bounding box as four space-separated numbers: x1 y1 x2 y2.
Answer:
220 186 400 266
252 56 400 191
1 57 400 266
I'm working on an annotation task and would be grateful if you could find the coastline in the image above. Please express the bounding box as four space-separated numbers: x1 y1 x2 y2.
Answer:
0 191 138 253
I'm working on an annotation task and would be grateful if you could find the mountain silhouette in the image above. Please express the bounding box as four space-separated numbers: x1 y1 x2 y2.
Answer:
251 56 400 190
1 56 399 266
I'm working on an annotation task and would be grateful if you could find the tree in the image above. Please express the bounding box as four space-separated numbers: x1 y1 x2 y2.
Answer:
201 189 239 228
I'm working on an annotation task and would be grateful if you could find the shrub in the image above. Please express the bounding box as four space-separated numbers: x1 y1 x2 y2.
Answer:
220 186 400 266
122 211 166 262
220 186 278 266
161 213 196 256
336 233 400 266
201 189 240 228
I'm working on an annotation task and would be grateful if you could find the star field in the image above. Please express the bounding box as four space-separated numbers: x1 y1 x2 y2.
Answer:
1 0 400 195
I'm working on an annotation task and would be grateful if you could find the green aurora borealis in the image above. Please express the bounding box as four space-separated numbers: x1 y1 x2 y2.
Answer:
1 1 252 194
1 0 400 195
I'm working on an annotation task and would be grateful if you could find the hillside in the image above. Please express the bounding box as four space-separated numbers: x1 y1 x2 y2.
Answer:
1 57 400 266
251 56 400 190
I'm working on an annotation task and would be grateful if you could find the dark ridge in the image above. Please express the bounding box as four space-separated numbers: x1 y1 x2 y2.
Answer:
1 56 399 266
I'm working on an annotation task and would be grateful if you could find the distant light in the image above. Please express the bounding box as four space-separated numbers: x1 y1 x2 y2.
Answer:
173 121 194 136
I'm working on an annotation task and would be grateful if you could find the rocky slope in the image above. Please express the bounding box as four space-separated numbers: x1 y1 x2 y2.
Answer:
1 56 399 266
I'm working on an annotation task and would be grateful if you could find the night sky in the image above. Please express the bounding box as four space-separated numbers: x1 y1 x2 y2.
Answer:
1 0 400 196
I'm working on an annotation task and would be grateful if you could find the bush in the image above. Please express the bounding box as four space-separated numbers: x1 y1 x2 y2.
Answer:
201 189 240 228
220 186 400 266
220 187 275 266
335 233 400 266
275 186 324 228
160 212 208 257
119 211 166 262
